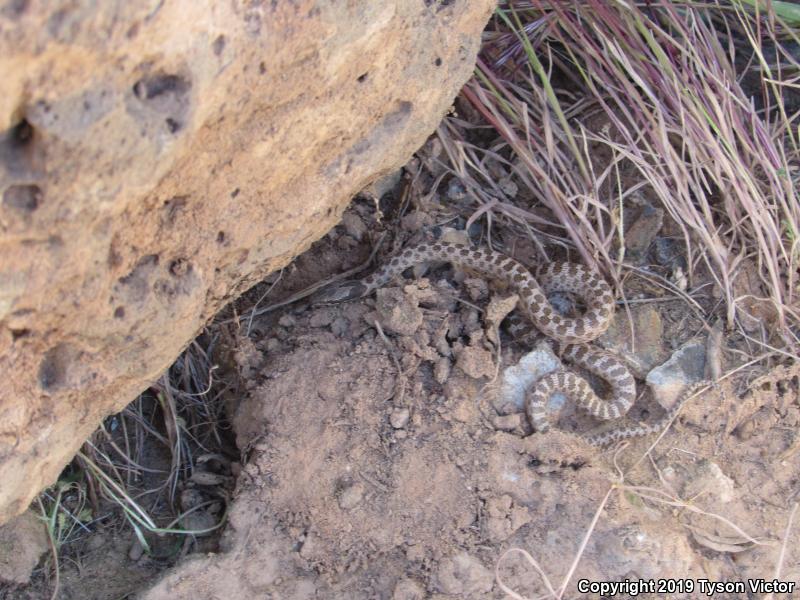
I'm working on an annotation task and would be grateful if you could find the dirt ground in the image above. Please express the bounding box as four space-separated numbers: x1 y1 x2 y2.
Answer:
143 179 799 598
4 128 800 598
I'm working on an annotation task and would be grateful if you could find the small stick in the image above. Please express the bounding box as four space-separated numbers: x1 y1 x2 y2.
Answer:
764 502 798 600
706 319 724 382
373 319 407 407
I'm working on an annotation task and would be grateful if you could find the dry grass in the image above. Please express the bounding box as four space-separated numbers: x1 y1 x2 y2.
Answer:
438 0 799 357
448 3 800 595
34 333 233 594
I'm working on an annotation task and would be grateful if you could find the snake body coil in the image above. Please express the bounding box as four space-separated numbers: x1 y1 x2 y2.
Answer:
316 241 704 446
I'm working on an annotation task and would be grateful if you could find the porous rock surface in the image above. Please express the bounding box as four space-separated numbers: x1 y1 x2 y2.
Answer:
0 0 494 523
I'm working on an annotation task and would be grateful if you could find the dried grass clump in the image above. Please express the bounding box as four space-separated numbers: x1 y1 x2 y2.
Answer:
440 0 799 355
35 335 232 599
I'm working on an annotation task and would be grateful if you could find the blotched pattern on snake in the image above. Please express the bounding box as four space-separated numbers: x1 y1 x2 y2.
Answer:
316 241 704 446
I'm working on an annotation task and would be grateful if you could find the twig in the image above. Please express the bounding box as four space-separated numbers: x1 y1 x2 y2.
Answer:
373 319 407 407
764 502 798 600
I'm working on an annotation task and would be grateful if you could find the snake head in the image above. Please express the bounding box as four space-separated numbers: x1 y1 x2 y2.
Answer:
311 280 369 305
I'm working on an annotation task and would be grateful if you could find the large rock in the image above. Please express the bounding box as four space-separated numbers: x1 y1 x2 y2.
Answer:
0 0 495 523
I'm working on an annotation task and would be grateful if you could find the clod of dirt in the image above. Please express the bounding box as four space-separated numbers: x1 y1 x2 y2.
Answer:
485 294 518 328
337 482 365 510
401 211 432 233
455 344 496 379
309 309 335 328
434 552 494 596
590 521 696 580
491 412 528 435
516 429 593 474
341 212 368 241
439 228 471 246
375 288 424 336
0 511 48 584
390 407 411 429
660 458 735 503
278 315 296 328
463 277 489 302
483 495 532 543
434 356 452 384
392 578 425 600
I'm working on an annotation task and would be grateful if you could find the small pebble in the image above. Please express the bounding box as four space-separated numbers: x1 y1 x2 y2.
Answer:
338 483 365 510
498 176 518 198
85 533 105 552
299 532 318 559
278 314 295 328
401 211 429 232
336 235 358 250
463 277 488 302
456 345 495 379
735 419 755 441
180 510 218 536
390 407 410 429
309 310 333 328
341 212 367 240
265 338 281 352
393 578 425 600
446 179 466 200
330 316 349 336
375 288 423 336
180 488 205 510
492 413 525 431
434 357 451 384
128 539 145 561
439 228 470 246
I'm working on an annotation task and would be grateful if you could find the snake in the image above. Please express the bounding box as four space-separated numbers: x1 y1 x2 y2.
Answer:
315 241 705 446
